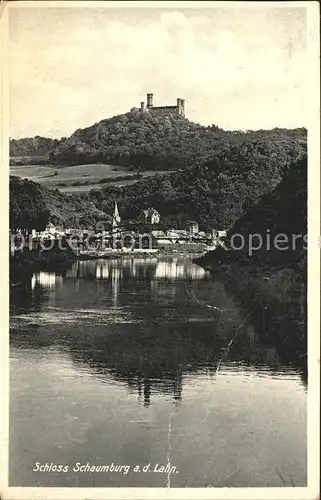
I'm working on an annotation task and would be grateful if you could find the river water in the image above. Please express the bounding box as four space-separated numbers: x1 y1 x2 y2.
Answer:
10 256 307 487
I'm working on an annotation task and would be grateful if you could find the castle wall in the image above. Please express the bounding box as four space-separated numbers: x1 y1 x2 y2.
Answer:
149 106 179 118
139 93 185 118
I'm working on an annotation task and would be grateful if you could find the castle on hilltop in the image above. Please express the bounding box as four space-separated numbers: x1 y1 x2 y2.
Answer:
139 93 185 118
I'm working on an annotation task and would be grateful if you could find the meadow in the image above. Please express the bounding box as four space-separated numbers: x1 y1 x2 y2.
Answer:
9 162 172 194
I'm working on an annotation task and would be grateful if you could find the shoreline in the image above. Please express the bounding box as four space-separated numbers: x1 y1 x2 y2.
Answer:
75 248 208 260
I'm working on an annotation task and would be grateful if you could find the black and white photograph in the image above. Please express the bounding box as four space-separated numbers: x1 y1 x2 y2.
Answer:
1 1 320 499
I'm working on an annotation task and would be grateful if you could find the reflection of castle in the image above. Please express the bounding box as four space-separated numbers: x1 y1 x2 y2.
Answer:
137 373 183 408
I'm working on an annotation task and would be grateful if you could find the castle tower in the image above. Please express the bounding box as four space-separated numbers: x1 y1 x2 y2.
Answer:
176 98 185 117
181 99 185 117
140 101 145 111
147 93 153 109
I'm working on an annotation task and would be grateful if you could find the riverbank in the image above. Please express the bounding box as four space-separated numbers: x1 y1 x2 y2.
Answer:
76 242 209 260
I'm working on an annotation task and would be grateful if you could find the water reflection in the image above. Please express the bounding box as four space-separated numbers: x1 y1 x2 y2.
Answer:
10 257 307 407
31 272 63 290
65 258 209 282
9 257 307 487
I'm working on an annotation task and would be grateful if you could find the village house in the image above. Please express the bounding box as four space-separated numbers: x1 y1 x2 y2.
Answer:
186 221 199 234
39 222 64 239
143 207 161 225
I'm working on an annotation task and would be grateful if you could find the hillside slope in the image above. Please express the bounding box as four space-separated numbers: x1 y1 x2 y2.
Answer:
88 137 306 230
49 111 226 168
10 176 109 229
197 154 307 268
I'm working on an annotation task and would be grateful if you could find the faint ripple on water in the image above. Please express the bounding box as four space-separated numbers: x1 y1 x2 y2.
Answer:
10 306 216 329
10 307 140 327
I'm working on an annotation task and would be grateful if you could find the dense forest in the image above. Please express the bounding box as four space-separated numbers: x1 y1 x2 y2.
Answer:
87 136 306 230
9 136 59 158
10 110 306 171
10 134 307 235
197 154 307 268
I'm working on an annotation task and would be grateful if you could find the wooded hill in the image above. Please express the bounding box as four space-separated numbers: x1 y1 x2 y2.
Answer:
88 136 306 230
10 110 306 171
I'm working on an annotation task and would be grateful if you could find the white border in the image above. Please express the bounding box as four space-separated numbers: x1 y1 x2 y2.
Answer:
0 1 319 499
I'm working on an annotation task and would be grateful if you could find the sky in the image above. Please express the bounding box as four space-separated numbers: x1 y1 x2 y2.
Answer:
9 4 307 139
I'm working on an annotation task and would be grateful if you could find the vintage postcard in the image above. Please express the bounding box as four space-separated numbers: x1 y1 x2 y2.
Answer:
0 1 320 499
